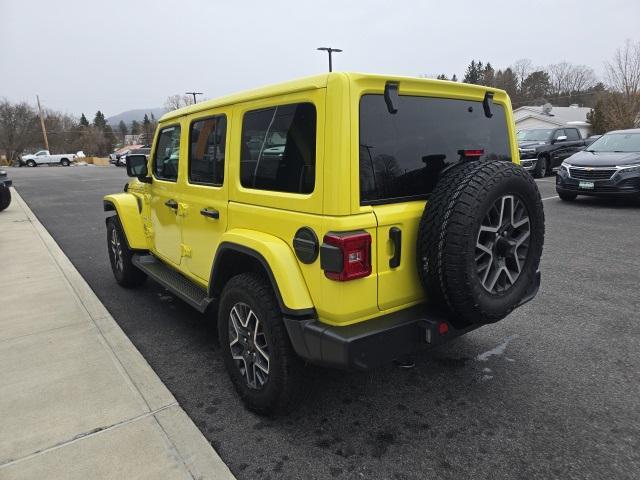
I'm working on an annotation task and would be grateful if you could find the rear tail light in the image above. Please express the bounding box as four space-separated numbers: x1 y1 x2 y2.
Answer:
459 149 485 157
321 231 372 281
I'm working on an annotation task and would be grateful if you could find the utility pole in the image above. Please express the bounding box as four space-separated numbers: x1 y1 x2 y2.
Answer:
36 95 50 151
317 47 342 72
185 91 203 104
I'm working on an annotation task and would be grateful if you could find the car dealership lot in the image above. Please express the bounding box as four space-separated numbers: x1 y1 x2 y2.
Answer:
7 166 640 480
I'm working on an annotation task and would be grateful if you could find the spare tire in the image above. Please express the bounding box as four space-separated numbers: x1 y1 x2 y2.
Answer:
416 160 544 327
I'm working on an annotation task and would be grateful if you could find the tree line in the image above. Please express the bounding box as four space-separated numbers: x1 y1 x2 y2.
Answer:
0 102 163 165
430 40 640 134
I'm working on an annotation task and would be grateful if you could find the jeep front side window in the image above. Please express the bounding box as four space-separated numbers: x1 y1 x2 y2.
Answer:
240 103 316 194
359 94 511 204
153 126 181 181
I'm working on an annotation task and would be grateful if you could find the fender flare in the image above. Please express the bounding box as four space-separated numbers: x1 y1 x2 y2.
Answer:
210 230 315 318
103 193 147 250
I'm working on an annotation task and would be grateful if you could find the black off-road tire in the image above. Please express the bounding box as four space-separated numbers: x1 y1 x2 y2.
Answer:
106 216 147 288
218 272 307 416
532 154 549 178
0 186 11 212
416 161 545 327
26 160 36 167
558 191 578 201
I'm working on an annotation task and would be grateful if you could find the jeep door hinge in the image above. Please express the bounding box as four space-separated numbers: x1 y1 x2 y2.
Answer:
177 202 189 216
180 243 192 258
143 224 154 238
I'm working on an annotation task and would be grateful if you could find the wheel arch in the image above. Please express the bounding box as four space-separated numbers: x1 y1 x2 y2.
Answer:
210 233 315 318
103 193 147 250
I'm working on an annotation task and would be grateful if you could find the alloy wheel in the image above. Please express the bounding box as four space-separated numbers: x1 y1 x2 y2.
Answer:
110 228 123 272
228 302 270 389
475 195 531 294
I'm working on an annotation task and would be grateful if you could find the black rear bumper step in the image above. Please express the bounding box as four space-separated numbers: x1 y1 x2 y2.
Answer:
285 271 540 371
132 254 212 313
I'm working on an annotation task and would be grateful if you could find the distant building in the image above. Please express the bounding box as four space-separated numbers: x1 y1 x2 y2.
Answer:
124 134 149 146
514 104 592 138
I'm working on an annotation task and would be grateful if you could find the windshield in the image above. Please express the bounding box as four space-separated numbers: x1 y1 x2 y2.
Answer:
359 94 511 204
517 129 552 142
586 132 640 152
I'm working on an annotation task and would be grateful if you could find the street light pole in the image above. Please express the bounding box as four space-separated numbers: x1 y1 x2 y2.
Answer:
317 47 342 72
185 91 203 104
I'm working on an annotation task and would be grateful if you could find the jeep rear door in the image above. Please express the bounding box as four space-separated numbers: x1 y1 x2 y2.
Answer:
359 92 513 311
179 112 229 282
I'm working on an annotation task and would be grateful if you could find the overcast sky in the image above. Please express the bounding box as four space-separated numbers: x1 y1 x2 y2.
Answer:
2 0 639 118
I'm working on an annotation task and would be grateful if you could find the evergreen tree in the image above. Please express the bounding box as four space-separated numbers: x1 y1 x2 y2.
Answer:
451 74 458 82
495 68 519 100
130 120 141 135
481 63 495 87
79 113 89 127
463 60 482 84
118 120 127 143
93 111 107 130
520 70 551 102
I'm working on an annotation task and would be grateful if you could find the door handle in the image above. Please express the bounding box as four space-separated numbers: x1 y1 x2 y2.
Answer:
164 199 178 210
200 207 220 219
389 227 402 268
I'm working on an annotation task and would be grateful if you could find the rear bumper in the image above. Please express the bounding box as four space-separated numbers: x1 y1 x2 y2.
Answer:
285 271 540 370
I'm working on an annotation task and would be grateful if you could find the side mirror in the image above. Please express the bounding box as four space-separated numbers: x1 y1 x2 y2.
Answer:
556 135 567 142
126 154 150 181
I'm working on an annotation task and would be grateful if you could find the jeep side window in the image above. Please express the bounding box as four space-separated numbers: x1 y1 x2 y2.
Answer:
189 115 226 186
359 94 510 204
153 126 181 181
240 103 316 194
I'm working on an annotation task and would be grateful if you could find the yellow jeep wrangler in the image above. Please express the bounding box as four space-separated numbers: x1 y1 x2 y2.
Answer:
104 73 544 414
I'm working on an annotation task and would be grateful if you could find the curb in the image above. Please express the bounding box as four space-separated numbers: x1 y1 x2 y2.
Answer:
7 188 235 479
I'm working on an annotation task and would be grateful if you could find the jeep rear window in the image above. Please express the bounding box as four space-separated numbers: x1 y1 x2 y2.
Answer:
240 103 316 194
359 94 511 204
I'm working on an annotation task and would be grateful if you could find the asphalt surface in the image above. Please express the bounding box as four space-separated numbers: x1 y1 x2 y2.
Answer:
6 165 640 480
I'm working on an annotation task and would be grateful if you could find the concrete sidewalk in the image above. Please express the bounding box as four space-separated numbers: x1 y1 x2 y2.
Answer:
0 189 235 479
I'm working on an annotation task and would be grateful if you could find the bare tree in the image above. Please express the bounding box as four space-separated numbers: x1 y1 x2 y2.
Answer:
511 58 533 88
547 62 597 96
164 94 195 111
0 99 39 163
605 39 640 98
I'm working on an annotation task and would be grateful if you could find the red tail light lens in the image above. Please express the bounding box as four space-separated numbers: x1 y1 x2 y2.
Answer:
322 231 372 281
460 149 485 157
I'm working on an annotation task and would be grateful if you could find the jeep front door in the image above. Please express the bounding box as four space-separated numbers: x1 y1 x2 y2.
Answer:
150 125 183 265
180 114 229 281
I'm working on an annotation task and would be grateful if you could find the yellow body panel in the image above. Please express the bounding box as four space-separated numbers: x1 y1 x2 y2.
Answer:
219 228 314 311
104 193 147 249
106 72 520 326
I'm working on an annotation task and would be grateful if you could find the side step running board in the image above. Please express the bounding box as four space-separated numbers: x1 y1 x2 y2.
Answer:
132 254 213 313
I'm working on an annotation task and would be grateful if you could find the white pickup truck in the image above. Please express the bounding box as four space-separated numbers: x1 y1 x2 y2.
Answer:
20 150 76 167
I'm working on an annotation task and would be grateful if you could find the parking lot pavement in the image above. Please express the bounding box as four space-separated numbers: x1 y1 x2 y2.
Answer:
6 166 640 480
0 185 234 480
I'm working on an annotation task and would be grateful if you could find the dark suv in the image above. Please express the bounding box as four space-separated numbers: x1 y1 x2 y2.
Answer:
556 129 640 201
518 127 586 178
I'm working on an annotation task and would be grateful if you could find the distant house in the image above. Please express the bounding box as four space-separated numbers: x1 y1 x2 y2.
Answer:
513 104 592 138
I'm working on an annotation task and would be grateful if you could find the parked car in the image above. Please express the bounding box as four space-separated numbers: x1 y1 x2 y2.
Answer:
19 150 76 167
556 129 640 201
584 134 602 146
104 73 545 414
0 169 11 211
117 147 150 167
517 127 587 178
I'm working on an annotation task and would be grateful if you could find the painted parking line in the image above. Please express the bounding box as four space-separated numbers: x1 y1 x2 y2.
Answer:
542 195 559 201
